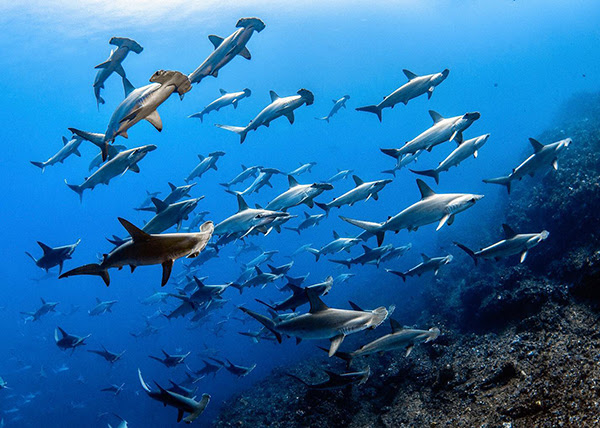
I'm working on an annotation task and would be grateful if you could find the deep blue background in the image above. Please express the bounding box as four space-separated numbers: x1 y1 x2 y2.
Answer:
1 1 599 426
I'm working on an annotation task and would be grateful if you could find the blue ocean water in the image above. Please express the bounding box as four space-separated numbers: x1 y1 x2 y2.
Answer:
1 1 599 426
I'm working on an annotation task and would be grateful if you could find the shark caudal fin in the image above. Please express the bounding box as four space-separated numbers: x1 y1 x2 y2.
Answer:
410 169 440 185
30 161 46 173
453 242 478 265
305 247 321 262
386 269 407 282
380 148 402 160
64 180 84 203
189 112 205 123
315 116 330 122
482 176 512 194
215 125 248 144
59 263 111 286
356 105 382 122
315 201 330 216
340 216 385 245
238 307 282 343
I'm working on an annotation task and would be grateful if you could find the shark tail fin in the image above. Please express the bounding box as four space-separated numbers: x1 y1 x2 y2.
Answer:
305 247 321 262
453 242 478 265
30 161 46 173
285 373 310 387
483 176 512 194
64 180 84 203
59 263 110 286
410 169 440 185
238 307 282 343
356 105 382 122
386 269 406 282
255 299 277 311
330 259 352 269
340 216 385 245
25 251 38 264
189 112 205 123
283 227 300 235
215 125 248 144
315 201 330 216
230 283 244 294
381 169 396 177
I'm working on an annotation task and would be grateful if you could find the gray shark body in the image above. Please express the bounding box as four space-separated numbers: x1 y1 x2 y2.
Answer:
55 327 91 351
316 95 350 122
483 138 571 193
185 151 226 183
219 165 262 189
142 197 205 234
284 212 325 234
20 298 59 322
240 290 388 356
266 176 333 211
59 218 214 287
93 37 143 107
455 225 550 264
216 89 315 143
412 134 491 184
188 17 265 84
65 144 156 201
330 244 394 268
288 162 317 177
26 239 80 273
233 168 282 195
316 176 391 214
356 69 449 121
341 179 483 245
287 366 369 390
307 231 361 261
387 253 453 282
88 298 118 316
189 88 251 122
31 136 84 173
381 110 480 158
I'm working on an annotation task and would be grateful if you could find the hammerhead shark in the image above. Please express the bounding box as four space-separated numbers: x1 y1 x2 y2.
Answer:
59 218 214 286
287 366 370 390
138 369 210 424
240 289 388 356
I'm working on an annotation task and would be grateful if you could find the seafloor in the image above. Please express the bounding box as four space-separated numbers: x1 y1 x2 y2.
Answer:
214 93 600 427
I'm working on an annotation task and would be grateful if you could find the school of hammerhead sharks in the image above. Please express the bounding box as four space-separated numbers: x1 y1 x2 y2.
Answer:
20 16 572 424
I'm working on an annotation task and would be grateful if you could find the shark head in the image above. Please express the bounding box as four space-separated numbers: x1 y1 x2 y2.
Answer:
432 68 450 85
129 145 157 163
149 70 192 96
447 194 484 214
297 89 315 105
475 133 491 148
243 88 252 97
236 17 266 32
208 151 226 158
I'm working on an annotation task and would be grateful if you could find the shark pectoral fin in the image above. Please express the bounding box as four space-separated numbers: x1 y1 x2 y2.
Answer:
436 214 450 231
372 192 379 201
238 46 251 60
130 265 136 273
177 409 184 423
114 63 126 78
552 159 559 170
145 110 163 131
427 86 434 99
473 150 478 158
161 260 174 286
284 111 295 124
329 335 345 357
128 163 140 173
405 344 414 357
295 337 302 345
94 60 111 69
446 214 455 226
519 250 528 263
305 199 314 208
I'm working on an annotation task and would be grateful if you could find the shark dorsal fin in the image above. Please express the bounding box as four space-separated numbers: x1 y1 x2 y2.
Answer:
307 288 329 313
236 194 249 212
151 197 168 213
193 276 205 288
362 245 371 254
429 110 444 124
197 154 205 161
162 349 170 358
529 138 544 153
96 297 101 304
416 179 436 199
118 218 151 241
57 327 68 338
287 283 303 294
219 89 227 95
37 241 53 254
352 175 364 187
208 35 224 49
403 69 418 80
62 136 68 145
255 266 263 275
332 230 340 240
304 212 310 219
288 175 299 188
40 297 46 305
269 91 280 102
390 318 402 333
502 224 517 239
348 301 363 311
421 253 430 262
168 182 177 191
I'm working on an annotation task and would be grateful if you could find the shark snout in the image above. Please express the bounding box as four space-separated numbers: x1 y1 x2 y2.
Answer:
464 112 481 121
470 194 485 203
313 183 333 190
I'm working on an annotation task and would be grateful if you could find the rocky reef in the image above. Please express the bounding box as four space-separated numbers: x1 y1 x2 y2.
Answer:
214 93 600 427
